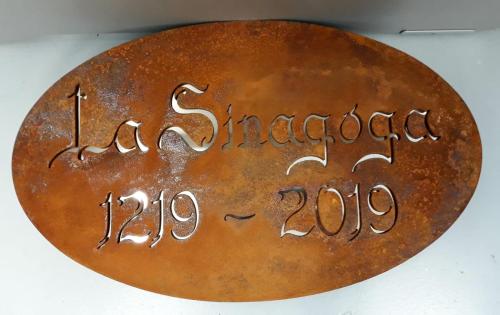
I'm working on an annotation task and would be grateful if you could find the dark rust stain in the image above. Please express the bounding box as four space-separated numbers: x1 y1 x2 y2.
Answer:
12 21 481 301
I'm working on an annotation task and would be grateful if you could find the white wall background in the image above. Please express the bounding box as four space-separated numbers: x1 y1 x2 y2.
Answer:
0 29 499 314
1 0 500 42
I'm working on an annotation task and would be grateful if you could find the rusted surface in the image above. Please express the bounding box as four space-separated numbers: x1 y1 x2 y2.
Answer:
12 21 481 301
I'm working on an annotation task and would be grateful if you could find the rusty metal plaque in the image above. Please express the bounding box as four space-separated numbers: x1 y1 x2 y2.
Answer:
12 21 481 301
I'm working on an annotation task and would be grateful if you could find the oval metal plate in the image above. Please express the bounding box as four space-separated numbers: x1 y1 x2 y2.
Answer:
12 21 481 301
